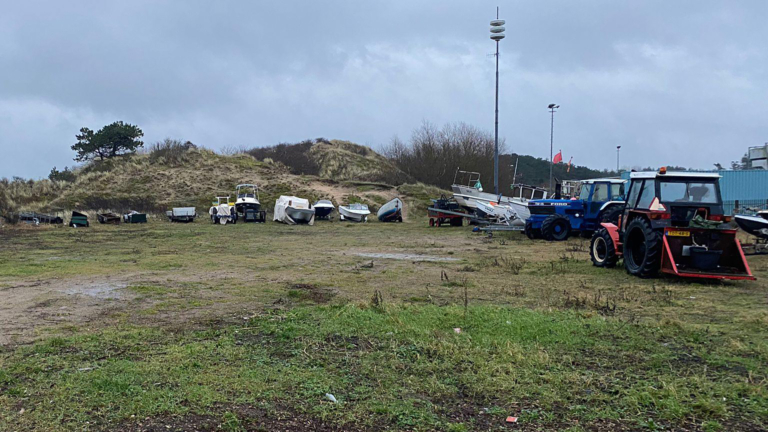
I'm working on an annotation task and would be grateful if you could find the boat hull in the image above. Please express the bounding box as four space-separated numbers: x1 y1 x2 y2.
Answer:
451 185 528 226
735 215 768 239
339 207 370 222
314 207 334 218
377 198 403 222
285 207 315 225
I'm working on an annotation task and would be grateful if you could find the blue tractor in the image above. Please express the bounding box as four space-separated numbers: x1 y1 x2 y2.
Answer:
524 179 626 241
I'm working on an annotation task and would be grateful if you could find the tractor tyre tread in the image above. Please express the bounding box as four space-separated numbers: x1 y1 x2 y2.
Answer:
623 217 662 278
600 205 623 225
590 228 618 268
541 214 571 241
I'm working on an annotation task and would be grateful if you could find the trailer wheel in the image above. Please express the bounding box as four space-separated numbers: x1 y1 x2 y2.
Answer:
541 214 571 241
429 218 435 227
590 228 617 268
623 217 662 278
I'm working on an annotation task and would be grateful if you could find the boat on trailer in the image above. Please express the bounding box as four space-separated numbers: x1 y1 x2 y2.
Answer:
450 169 547 227
209 196 236 225
339 203 370 222
234 184 266 223
475 201 519 226
377 198 403 222
735 213 768 254
274 196 315 225
313 200 335 219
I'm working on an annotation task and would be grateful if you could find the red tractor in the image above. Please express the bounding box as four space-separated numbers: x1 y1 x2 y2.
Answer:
589 169 754 280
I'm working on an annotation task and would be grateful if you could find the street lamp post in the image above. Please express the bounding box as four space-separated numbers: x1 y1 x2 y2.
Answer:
490 9 505 196
616 146 621 172
548 103 559 193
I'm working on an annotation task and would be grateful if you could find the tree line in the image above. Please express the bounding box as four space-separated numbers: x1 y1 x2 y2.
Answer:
384 121 616 190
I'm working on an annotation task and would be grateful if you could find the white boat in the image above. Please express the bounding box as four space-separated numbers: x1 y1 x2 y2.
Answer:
377 198 403 222
339 203 370 222
234 184 265 222
209 196 236 225
475 200 518 226
313 200 335 219
451 169 548 227
274 195 315 225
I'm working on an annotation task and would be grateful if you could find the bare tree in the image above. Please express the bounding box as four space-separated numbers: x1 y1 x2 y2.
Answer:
383 121 504 189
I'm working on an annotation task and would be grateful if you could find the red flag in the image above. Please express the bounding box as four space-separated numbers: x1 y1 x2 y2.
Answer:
567 157 573 172
553 150 563 164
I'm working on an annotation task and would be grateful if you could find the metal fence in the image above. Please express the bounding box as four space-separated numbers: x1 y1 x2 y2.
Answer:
725 199 768 216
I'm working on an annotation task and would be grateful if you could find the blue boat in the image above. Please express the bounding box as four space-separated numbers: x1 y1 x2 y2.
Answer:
377 198 403 222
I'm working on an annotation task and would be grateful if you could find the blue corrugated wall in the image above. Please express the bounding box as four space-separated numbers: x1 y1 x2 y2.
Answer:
619 169 768 214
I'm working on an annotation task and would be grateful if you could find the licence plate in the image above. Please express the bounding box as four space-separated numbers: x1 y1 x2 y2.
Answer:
667 230 691 237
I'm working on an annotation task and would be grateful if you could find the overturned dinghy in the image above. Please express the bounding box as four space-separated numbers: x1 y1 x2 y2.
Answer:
69 211 89 228
377 198 403 222
274 196 315 225
97 213 121 224
123 211 147 223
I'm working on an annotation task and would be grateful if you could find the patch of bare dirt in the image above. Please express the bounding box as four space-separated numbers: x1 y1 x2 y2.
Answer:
0 275 141 345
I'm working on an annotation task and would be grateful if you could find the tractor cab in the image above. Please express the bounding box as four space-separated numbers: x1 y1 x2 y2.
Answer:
590 169 754 280
525 178 626 241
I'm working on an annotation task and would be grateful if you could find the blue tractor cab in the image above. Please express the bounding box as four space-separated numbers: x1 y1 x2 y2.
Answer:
525 179 626 241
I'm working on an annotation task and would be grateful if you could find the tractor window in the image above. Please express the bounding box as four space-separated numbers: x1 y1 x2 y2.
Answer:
592 183 609 201
636 180 656 209
626 181 641 207
660 181 719 203
610 183 625 200
579 184 591 200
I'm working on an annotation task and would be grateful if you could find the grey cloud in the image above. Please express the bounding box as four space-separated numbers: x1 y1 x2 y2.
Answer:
1 1 766 178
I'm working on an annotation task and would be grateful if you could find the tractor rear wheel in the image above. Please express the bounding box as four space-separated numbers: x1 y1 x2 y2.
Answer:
600 205 623 225
525 221 541 239
541 214 571 241
623 217 662 278
590 228 617 268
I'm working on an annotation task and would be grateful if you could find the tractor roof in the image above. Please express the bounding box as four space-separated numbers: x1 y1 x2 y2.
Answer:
582 178 626 184
630 171 721 180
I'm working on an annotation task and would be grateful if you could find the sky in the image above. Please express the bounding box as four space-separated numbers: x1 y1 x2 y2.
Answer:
1 1 766 179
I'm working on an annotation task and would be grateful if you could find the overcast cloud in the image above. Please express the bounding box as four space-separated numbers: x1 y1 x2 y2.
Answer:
1 1 766 179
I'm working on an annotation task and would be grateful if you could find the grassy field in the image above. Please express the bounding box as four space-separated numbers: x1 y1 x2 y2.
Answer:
0 218 766 431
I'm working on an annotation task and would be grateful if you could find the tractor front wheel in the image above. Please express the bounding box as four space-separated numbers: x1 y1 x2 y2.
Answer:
541 214 571 241
590 228 617 268
623 217 662 278
525 221 541 240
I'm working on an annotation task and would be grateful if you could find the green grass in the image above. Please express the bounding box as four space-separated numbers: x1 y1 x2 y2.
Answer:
1 305 765 431
1 220 767 430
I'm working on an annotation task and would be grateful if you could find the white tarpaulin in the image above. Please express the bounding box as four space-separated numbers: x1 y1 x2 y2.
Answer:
274 195 314 225
209 203 233 224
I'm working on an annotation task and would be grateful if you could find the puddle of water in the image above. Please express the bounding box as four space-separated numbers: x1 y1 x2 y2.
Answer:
355 252 459 262
65 282 128 300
